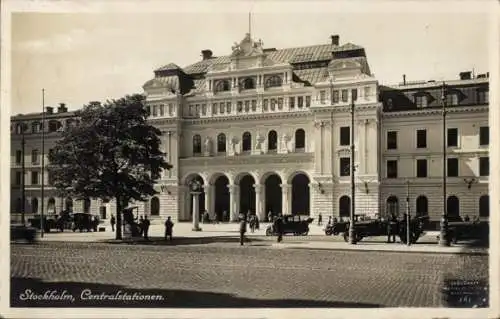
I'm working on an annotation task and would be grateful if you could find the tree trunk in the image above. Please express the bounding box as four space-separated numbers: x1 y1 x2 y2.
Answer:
115 196 122 240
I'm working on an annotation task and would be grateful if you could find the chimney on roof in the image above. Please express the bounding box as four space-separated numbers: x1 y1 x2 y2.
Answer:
330 35 340 46
57 103 68 113
403 74 406 85
46 106 53 114
459 71 472 80
201 50 213 60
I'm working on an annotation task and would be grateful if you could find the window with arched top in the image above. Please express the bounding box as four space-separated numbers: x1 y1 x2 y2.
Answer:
339 196 351 218
265 75 282 88
193 135 201 154
268 130 278 151
386 196 399 217
47 197 56 214
242 132 251 152
150 197 160 216
416 196 428 217
31 198 39 214
479 195 489 218
215 80 231 92
295 129 305 150
242 78 255 90
83 198 91 214
217 133 226 153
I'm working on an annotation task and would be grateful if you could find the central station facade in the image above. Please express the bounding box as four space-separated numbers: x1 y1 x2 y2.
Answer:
143 33 380 222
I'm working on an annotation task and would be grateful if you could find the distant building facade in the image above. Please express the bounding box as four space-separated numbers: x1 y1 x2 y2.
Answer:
10 33 489 224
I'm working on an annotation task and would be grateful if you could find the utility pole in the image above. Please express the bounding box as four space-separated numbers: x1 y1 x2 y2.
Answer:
40 89 45 238
439 82 450 246
406 180 411 246
21 123 26 225
348 89 357 244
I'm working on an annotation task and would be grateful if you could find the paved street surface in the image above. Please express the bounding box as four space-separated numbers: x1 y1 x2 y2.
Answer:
11 241 488 308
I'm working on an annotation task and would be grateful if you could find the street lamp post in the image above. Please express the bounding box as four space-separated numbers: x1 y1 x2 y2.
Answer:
20 123 26 225
406 180 411 246
348 89 357 245
40 89 46 238
439 82 450 246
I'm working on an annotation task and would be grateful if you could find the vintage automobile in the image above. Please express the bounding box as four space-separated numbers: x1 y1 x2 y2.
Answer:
437 220 489 244
265 215 314 236
340 215 429 244
11 224 37 243
324 214 367 236
72 213 100 232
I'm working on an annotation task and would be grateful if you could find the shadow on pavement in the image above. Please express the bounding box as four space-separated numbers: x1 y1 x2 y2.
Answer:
98 236 270 246
11 277 381 308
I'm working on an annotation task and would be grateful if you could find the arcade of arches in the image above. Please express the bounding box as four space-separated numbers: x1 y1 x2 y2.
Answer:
184 172 311 221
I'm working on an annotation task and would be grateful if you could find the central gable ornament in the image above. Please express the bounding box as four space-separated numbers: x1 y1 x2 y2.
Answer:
231 33 264 57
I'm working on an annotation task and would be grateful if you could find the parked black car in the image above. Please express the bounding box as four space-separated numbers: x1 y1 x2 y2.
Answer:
324 214 367 236
266 215 314 236
72 213 100 232
340 215 429 244
11 224 37 243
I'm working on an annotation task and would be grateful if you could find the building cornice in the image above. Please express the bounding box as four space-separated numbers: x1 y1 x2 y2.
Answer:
382 105 488 118
180 152 313 167
181 110 313 125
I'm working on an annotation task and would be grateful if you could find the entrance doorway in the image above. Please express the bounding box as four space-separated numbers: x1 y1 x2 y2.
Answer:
265 174 282 219
291 173 310 215
239 175 256 214
214 175 230 221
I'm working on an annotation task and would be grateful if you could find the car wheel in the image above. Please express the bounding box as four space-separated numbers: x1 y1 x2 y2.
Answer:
325 229 332 236
356 235 363 242
303 231 309 236
265 228 272 236
343 232 349 242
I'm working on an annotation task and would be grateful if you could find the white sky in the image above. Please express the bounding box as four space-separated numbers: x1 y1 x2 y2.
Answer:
7 0 494 114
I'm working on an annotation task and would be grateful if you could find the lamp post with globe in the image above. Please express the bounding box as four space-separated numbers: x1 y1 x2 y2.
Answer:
189 179 203 231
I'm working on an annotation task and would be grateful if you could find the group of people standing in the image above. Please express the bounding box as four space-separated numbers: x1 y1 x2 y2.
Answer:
109 214 174 241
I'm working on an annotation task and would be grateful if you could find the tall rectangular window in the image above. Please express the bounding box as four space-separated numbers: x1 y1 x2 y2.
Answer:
446 93 458 106
212 103 218 115
159 104 165 116
364 86 371 99
447 158 459 177
351 89 358 102
447 128 458 147
416 129 427 148
15 171 22 186
333 90 339 103
298 96 304 108
479 157 489 176
319 91 326 104
416 159 428 178
340 127 350 146
386 160 398 178
31 149 39 164
340 157 350 176
341 90 348 102
479 126 489 146
305 96 311 107
415 96 428 108
31 171 39 185
387 131 398 150
152 105 158 117
15 150 22 165
226 102 231 113
289 97 295 109
477 90 488 104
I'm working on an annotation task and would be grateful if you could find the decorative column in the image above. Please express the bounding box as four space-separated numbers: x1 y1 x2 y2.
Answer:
254 184 265 220
189 180 202 231
281 184 292 215
228 184 240 222
204 184 213 215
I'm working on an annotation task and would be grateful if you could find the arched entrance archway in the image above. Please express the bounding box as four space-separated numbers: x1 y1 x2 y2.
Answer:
416 196 428 217
386 196 399 217
239 174 256 214
187 175 205 222
214 175 230 221
264 174 282 218
446 196 460 219
479 195 489 218
291 173 310 215
339 196 350 219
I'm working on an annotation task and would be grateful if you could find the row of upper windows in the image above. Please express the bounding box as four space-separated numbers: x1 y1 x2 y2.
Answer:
13 170 55 185
11 120 78 135
146 103 175 117
13 149 55 165
187 95 312 117
213 75 283 93
318 87 371 104
386 89 489 109
386 126 489 150
384 157 490 178
191 129 306 154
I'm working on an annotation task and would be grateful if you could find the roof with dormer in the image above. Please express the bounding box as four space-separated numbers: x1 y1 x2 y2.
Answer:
155 63 183 72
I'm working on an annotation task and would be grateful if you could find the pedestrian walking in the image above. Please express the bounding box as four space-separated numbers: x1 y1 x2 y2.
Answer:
223 210 228 223
110 214 116 232
255 215 260 230
386 214 397 243
139 216 144 236
318 212 323 226
464 215 470 222
249 215 256 233
164 216 174 241
142 216 151 240
239 213 247 246
275 214 284 243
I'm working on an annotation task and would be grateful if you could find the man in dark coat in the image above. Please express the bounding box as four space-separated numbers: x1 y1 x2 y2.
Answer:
164 216 174 241
239 213 247 246
387 214 397 243
142 216 151 240
275 214 284 243
110 215 116 232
